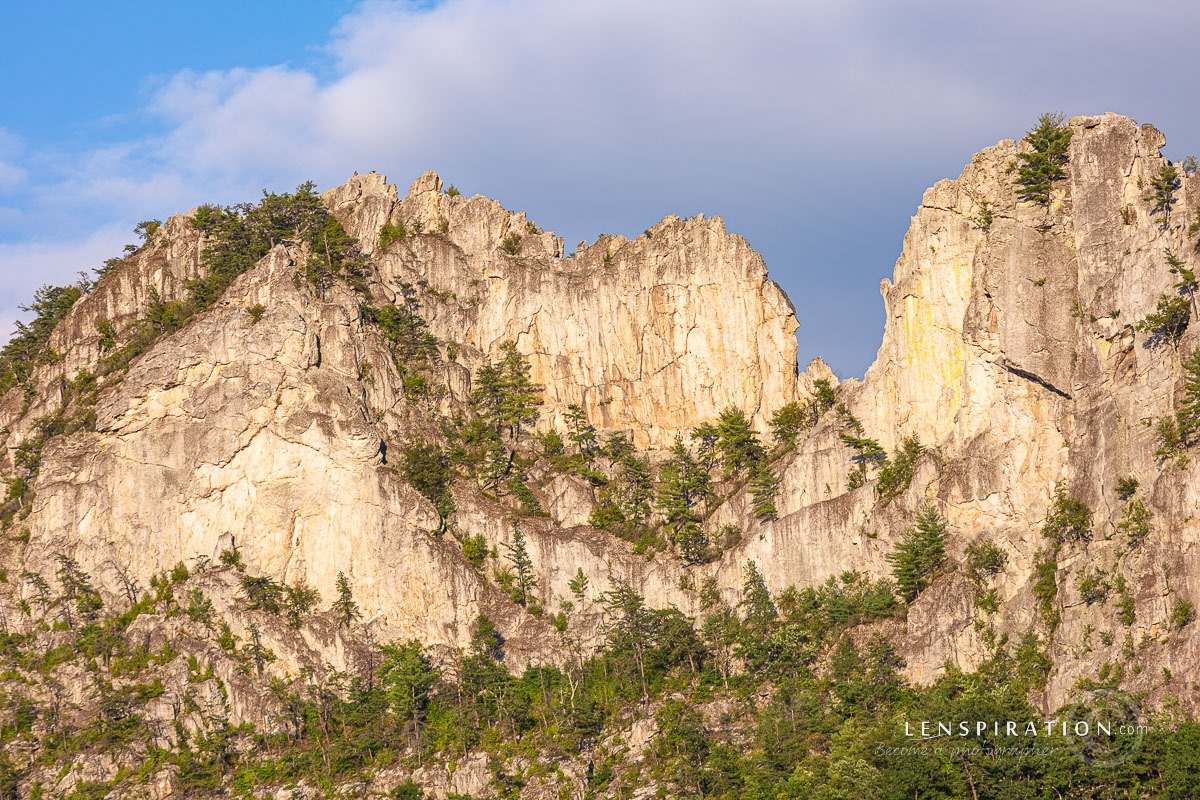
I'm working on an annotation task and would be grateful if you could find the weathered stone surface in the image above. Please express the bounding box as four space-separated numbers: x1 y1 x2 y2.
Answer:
331 171 805 449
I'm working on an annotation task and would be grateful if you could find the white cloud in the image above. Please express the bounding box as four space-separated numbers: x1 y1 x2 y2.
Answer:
0 225 129 340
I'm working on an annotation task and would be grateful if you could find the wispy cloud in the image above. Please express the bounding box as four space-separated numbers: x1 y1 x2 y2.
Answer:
0 225 129 340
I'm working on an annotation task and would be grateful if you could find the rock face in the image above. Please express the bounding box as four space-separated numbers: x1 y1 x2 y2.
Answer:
846 113 1200 707
328 171 804 449
2 112 1200 718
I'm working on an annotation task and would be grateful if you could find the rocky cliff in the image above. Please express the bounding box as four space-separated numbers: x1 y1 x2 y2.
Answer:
0 112 1198 797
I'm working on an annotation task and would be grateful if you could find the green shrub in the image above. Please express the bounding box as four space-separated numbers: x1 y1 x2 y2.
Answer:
1115 476 1139 500
973 199 994 230
1075 568 1110 605
748 462 779 522
768 402 812 451
500 233 522 256
240 575 284 614
1032 554 1059 628
1138 294 1191 349
975 588 1000 614
1041 487 1091 544
964 538 1007 585
1014 632 1053 690
1117 499 1153 548
1170 598 1196 630
461 534 488 571
401 442 456 521
812 378 836 413
1154 416 1188 467
378 221 408 250
245 304 266 324
1114 575 1136 626
134 219 162 240
875 435 924 503
94 318 116 351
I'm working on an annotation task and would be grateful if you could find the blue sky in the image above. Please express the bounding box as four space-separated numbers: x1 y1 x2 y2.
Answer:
3 1 1200 377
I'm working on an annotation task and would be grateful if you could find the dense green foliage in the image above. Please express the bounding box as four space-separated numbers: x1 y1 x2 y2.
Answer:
1014 112 1073 205
1033 553 1061 628
472 342 543 440
1174 347 1200 445
767 401 811 451
655 436 713 562
378 220 408 251
362 293 442 401
714 407 765 479
1042 487 1092 544
0 284 84 395
192 182 366 307
887 503 947 602
401 442 454 522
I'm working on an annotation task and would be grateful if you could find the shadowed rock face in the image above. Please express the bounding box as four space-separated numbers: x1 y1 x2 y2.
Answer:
2 113 1199 710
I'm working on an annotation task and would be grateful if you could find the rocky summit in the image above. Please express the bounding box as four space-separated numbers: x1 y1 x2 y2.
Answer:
1 112 1199 798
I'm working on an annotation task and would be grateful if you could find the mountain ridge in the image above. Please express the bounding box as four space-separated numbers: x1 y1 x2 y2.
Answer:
0 111 1198 797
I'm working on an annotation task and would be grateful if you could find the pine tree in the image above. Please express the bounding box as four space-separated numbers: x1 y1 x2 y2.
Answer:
739 561 776 628
332 571 361 628
247 623 274 675
1138 294 1192 349
55 554 102 628
568 568 589 601
887 503 947 602
715 407 765 479
674 522 710 565
471 342 543 441
479 445 512 491
1167 249 1199 319
504 522 538 607
617 453 653 524
469 614 504 660
284 583 320 629
564 403 597 456
1178 348 1200 444
875 435 925 503
497 342 543 439
768 402 811 452
690 423 720 472
656 436 713 562
1148 163 1181 223
470 362 506 433
812 378 837 414
737 561 777 669
600 582 655 703
378 640 437 720
837 406 886 488
748 462 779 522
1014 112 1073 206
